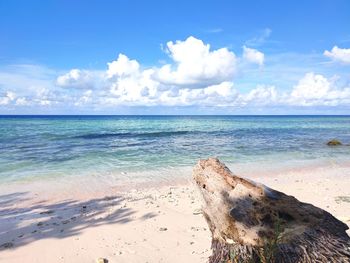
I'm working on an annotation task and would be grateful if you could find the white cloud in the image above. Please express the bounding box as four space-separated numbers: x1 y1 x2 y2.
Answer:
74 90 93 106
15 97 29 106
288 73 350 106
244 85 277 105
33 87 58 106
242 46 264 66
39 100 52 106
0 64 64 108
0 91 16 105
70 68 350 108
107 55 159 105
324 46 350 64
2 37 350 113
155 36 237 87
156 81 238 107
290 73 330 100
56 69 94 89
6 91 16 101
53 47 350 109
107 54 140 78
54 37 310 109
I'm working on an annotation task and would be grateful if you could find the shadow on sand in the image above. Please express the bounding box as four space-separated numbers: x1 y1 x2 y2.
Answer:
0 191 153 250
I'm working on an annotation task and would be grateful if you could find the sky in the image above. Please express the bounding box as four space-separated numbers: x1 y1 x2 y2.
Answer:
0 0 350 115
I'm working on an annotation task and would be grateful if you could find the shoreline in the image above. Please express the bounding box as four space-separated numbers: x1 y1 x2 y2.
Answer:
0 162 350 262
1 157 349 199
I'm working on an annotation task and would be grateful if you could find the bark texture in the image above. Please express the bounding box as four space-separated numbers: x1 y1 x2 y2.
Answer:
193 158 350 263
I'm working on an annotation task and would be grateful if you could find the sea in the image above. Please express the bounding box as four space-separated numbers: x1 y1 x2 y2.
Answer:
0 115 349 188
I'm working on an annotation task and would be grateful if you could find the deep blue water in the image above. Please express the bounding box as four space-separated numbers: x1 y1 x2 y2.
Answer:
0 115 349 183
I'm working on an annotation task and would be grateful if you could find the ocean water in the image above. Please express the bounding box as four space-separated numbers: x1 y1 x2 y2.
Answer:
0 115 350 185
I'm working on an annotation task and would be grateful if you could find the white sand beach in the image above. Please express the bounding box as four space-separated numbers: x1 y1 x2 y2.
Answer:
1 162 349 263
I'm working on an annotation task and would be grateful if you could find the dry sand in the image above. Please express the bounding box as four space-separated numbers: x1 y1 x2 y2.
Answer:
0 163 349 263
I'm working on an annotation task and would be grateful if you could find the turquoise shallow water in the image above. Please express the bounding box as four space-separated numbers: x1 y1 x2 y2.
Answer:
0 115 350 184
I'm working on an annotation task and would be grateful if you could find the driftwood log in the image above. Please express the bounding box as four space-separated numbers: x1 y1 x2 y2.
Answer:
193 158 350 263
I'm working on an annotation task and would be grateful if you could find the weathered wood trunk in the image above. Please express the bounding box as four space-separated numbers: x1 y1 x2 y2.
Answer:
193 158 350 263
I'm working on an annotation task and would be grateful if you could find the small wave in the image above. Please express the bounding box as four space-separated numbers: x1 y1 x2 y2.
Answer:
75 130 190 140
75 132 133 139
137 131 189 137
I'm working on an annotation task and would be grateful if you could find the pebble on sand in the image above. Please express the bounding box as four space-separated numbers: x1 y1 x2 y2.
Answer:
193 209 202 215
96 258 108 263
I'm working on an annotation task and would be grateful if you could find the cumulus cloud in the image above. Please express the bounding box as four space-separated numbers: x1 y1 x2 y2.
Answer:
290 73 330 100
56 69 95 89
103 70 349 108
106 55 159 104
51 40 350 109
15 97 29 106
324 46 350 64
288 73 350 106
108 72 158 104
52 37 257 108
242 46 264 66
2 36 350 113
74 90 93 106
84 37 238 107
107 54 140 78
0 64 66 108
156 81 238 107
244 85 277 105
155 36 237 87
32 87 60 106
0 91 16 105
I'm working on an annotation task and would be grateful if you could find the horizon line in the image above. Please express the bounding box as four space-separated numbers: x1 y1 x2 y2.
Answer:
1 114 350 117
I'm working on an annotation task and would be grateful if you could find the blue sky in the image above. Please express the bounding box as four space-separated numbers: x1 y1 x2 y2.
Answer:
1 0 350 114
